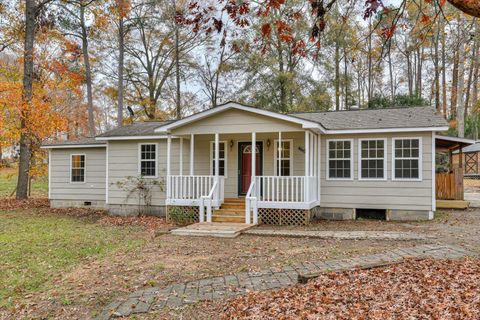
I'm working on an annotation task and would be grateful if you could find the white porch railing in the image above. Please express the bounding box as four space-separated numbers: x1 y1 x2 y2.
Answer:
245 175 320 223
245 180 258 225
255 176 319 205
167 175 224 208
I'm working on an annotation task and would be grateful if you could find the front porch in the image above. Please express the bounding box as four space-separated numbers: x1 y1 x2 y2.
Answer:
165 130 321 225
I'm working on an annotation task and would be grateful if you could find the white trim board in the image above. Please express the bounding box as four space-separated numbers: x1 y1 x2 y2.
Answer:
41 144 106 149
96 135 173 141
325 126 449 134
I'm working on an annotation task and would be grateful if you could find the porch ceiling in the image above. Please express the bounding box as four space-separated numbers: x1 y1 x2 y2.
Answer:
436 135 475 153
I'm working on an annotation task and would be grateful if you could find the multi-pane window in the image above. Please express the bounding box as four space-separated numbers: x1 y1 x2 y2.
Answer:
327 140 353 179
275 140 292 176
393 138 421 180
139 144 157 177
210 142 226 176
359 139 386 180
71 154 85 182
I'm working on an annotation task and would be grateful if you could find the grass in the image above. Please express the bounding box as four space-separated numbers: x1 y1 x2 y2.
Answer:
0 167 48 198
0 209 145 307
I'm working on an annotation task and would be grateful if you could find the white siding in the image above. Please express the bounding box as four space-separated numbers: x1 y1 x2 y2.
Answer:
49 148 106 201
320 132 433 211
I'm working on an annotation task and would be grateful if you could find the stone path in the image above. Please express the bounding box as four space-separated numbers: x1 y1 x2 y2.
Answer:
95 244 470 319
243 229 434 241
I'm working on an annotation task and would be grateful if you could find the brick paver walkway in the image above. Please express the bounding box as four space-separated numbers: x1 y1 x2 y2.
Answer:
243 229 433 240
95 244 470 319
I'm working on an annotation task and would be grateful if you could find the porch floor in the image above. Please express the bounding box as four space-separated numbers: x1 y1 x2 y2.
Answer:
170 222 254 238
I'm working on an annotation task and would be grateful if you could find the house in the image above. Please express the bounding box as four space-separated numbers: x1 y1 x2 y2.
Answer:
41 102 450 225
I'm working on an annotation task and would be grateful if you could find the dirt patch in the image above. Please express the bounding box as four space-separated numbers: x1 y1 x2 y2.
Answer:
0 198 50 210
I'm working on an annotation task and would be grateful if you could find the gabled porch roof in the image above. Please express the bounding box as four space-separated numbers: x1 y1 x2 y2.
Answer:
154 102 325 134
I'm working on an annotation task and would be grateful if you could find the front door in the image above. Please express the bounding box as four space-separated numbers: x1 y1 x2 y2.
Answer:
238 142 263 195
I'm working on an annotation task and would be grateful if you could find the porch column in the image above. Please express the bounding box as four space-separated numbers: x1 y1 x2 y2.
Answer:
252 132 256 179
251 132 257 224
167 135 171 199
190 134 194 175
305 131 310 202
214 133 220 202
179 137 183 175
278 131 282 176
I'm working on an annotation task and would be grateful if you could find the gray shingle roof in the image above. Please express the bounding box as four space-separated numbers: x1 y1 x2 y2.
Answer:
290 106 447 131
42 137 105 147
462 143 480 153
96 121 172 137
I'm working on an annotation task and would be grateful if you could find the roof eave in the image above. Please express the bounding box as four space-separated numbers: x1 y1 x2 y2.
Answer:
95 135 176 141
323 126 449 134
41 144 106 149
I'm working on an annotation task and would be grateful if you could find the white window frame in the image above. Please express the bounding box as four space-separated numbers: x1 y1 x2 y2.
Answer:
326 139 354 181
358 138 387 181
274 139 293 176
138 143 158 178
70 154 86 184
392 137 423 181
209 141 228 177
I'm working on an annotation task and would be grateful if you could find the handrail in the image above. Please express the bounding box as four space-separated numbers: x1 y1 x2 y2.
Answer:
245 180 258 224
199 180 218 223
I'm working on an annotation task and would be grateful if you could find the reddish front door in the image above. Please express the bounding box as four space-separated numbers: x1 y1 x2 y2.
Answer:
238 142 263 195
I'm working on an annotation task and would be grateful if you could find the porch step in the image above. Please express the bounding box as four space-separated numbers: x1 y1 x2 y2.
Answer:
213 209 245 217
223 198 245 203
221 203 246 209
212 215 249 223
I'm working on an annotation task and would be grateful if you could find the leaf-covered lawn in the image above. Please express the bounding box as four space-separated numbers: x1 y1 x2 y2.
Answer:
0 167 48 198
0 209 145 307
221 258 480 320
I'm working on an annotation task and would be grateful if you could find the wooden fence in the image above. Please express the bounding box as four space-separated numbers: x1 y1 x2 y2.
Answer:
436 168 464 200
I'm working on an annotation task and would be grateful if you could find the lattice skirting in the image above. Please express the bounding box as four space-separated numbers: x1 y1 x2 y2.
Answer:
258 208 314 226
166 206 199 224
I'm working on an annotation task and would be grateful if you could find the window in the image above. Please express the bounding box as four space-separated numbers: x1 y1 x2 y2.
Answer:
274 140 292 176
393 138 422 180
327 139 353 179
139 143 157 177
210 141 227 176
359 139 386 180
71 154 85 183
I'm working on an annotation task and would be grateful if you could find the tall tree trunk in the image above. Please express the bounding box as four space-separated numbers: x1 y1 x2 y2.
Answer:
117 8 124 127
415 47 423 98
343 46 348 109
433 22 440 112
367 18 372 104
465 40 476 115
173 0 181 118
442 20 448 118
457 41 466 137
451 49 459 118
80 2 96 136
388 42 394 102
334 41 340 110
17 0 36 199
